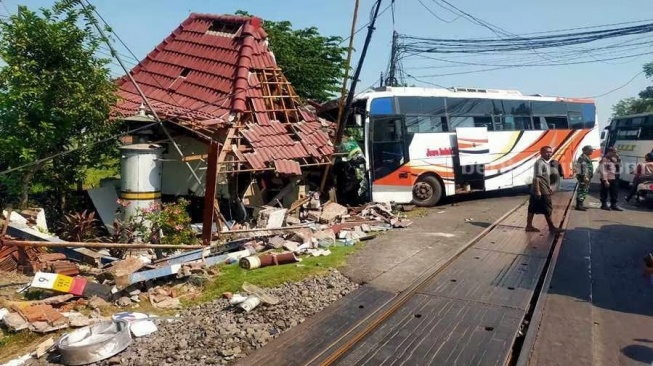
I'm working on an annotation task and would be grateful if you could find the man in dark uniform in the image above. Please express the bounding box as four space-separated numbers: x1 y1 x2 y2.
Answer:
599 147 623 211
526 146 563 233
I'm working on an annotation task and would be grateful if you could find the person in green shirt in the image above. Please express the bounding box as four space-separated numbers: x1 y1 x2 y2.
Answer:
574 145 595 211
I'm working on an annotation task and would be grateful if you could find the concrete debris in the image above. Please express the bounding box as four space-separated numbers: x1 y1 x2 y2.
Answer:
267 236 285 249
0 182 413 352
116 297 132 307
256 206 287 229
3 312 29 331
319 202 349 224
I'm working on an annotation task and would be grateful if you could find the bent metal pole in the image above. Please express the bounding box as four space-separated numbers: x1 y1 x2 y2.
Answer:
0 239 205 250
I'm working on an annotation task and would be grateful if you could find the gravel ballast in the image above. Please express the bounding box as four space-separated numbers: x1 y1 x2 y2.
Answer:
31 269 358 366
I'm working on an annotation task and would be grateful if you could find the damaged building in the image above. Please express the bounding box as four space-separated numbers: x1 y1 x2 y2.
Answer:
109 13 336 242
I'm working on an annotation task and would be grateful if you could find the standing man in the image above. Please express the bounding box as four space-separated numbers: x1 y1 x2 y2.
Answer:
599 147 623 211
526 146 563 233
575 145 595 211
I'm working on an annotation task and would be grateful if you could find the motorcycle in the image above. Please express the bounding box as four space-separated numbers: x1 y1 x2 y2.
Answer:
635 180 653 207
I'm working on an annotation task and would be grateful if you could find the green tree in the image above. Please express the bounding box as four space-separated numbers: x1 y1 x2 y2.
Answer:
0 1 117 209
236 10 347 102
612 62 653 117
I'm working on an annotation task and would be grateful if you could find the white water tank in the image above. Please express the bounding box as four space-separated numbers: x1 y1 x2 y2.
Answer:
119 144 164 223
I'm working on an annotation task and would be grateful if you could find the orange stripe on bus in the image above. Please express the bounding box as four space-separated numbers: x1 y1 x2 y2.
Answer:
485 131 558 170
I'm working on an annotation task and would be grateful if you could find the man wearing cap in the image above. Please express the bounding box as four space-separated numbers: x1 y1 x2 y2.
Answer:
599 147 623 211
574 145 595 211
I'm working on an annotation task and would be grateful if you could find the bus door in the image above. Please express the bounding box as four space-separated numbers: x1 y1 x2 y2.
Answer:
454 127 491 191
369 115 413 203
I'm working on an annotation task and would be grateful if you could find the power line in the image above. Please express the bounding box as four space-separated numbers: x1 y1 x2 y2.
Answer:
405 41 653 70
585 70 646 98
409 50 653 78
416 0 457 24
0 121 159 177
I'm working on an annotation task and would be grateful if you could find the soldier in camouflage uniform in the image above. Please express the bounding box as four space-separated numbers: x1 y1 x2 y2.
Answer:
575 145 595 211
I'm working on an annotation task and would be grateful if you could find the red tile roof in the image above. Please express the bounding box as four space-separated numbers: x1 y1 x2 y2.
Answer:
113 13 334 175
274 160 302 176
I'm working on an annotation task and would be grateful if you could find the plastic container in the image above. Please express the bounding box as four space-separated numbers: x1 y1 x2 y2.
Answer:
239 296 261 312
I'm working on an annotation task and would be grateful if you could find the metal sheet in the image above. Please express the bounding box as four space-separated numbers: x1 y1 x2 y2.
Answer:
57 320 132 365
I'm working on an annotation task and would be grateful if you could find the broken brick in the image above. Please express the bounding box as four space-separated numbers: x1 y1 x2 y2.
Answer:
17 304 63 324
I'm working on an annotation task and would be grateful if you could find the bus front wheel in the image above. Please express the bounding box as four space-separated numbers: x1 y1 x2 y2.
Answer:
413 175 442 207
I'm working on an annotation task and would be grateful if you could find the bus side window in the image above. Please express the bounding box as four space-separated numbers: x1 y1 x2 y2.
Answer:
473 116 494 130
640 116 653 140
568 112 584 129
449 116 474 129
533 116 550 131
495 116 531 131
543 116 568 129
405 115 445 133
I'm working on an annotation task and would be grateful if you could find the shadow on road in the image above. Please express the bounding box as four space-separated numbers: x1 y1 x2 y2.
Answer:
466 221 492 229
548 222 653 319
621 344 653 363
438 186 530 206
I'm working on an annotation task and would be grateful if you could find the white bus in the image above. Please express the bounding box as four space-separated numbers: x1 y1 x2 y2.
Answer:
322 86 602 206
603 112 653 184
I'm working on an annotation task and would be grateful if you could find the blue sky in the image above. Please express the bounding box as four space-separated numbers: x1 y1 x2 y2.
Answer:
4 0 652 128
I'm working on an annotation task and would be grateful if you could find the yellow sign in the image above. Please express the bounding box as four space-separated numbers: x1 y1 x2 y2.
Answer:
52 274 73 293
616 144 636 152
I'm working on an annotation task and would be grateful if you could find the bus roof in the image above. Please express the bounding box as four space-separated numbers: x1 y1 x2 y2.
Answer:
351 86 595 104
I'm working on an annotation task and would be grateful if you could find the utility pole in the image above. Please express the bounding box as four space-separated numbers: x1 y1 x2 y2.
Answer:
318 0 360 193
334 0 384 148
386 30 399 87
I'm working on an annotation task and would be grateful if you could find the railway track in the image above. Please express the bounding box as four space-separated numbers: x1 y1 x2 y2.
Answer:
237 189 575 366
310 192 574 366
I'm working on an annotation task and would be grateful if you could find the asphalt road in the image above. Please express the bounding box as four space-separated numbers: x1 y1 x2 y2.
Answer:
527 185 653 366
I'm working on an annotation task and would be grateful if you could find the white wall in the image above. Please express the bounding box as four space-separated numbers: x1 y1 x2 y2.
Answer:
160 136 209 197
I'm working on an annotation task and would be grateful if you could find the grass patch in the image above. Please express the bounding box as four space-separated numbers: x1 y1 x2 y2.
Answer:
401 207 429 219
198 245 360 303
0 331 47 363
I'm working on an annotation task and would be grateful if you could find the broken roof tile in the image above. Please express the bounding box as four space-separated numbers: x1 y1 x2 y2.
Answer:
274 160 302 175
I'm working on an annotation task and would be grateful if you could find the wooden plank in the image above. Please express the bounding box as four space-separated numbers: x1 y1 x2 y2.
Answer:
235 286 396 366
181 153 209 162
336 295 523 366
419 248 546 310
202 141 219 245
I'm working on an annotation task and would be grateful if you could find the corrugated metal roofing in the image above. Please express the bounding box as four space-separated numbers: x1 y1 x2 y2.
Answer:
112 13 334 173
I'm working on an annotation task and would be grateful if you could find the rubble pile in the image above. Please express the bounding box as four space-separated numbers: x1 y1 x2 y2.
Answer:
0 194 412 364
94 270 355 366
